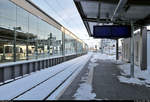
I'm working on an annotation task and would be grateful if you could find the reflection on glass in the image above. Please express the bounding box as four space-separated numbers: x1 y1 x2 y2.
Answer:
0 0 86 64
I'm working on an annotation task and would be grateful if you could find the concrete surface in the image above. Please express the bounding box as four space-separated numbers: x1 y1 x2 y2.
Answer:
59 58 150 100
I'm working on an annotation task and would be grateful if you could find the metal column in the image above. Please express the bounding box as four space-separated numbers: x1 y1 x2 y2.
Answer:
13 28 17 62
48 34 51 56
62 32 65 61
35 39 38 59
75 40 77 55
13 27 21 62
50 33 53 56
130 21 135 78
26 33 29 60
116 39 119 60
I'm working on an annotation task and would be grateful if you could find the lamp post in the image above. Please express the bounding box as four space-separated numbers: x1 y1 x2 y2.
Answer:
13 27 21 62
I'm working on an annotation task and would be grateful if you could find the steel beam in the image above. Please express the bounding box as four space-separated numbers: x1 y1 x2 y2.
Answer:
97 1 101 19
83 18 129 24
111 0 128 21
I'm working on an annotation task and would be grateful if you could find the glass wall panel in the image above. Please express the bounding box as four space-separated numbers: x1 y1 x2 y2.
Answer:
15 6 30 61
77 41 83 54
38 19 46 58
0 0 16 29
51 27 62 56
65 33 76 55
0 0 85 64
28 14 38 60
17 7 29 33
0 0 16 63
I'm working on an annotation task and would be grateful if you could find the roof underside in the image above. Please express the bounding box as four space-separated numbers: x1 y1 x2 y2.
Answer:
74 0 150 36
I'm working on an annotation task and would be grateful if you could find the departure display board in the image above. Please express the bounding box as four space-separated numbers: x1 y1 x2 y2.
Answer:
93 25 131 38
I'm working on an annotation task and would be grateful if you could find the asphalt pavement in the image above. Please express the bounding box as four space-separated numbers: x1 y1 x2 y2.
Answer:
59 58 150 100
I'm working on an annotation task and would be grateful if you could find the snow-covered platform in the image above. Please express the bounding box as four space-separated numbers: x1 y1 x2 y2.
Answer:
60 53 150 100
0 53 92 100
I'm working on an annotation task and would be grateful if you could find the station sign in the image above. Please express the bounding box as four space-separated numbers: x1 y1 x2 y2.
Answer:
93 25 131 39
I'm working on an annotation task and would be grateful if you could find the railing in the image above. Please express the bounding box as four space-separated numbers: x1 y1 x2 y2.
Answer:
0 53 87 84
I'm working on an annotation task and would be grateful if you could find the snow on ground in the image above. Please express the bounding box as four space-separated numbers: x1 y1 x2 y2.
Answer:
46 53 92 100
118 63 150 87
74 83 96 100
73 54 97 100
0 53 92 100
73 52 115 100
16 62 82 100
91 53 116 61
0 52 116 100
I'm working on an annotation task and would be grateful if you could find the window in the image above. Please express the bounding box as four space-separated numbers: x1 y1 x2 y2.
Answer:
5 46 13 53
0 46 3 53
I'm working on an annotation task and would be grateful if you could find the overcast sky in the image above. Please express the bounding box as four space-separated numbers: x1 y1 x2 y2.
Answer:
31 0 101 48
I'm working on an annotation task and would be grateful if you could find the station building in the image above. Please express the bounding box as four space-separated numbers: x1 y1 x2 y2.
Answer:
0 0 88 63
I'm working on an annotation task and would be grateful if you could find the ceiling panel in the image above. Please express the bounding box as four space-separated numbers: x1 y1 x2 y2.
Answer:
81 1 99 18
74 0 150 37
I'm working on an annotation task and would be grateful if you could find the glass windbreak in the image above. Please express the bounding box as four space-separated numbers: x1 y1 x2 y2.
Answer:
0 0 16 29
0 0 63 63
77 41 83 54
0 0 85 64
65 34 76 55
51 26 62 56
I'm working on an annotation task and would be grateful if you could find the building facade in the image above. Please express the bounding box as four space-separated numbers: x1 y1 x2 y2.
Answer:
101 39 116 55
0 0 88 63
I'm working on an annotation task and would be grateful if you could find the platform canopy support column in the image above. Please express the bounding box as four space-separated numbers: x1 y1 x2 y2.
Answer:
116 39 119 60
130 21 135 78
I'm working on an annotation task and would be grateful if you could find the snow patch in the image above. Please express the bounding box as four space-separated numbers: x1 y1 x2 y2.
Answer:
118 63 150 87
95 53 116 60
73 53 99 100
118 76 145 85
74 83 96 100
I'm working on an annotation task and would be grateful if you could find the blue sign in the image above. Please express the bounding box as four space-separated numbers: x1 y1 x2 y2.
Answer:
93 25 131 38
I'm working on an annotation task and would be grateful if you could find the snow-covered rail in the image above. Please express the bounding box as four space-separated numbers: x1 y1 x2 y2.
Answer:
0 53 92 100
0 53 86 85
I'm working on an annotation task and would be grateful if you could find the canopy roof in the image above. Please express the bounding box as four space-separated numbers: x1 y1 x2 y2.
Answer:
74 0 150 37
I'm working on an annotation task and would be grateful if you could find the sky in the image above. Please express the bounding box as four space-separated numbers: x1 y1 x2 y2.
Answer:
31 0 101 48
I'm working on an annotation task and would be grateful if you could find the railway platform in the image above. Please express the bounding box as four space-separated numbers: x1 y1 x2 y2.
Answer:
60 53 150 100
0 52 150 100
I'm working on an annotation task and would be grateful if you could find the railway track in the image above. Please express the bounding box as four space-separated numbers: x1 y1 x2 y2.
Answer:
0 54 91 100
